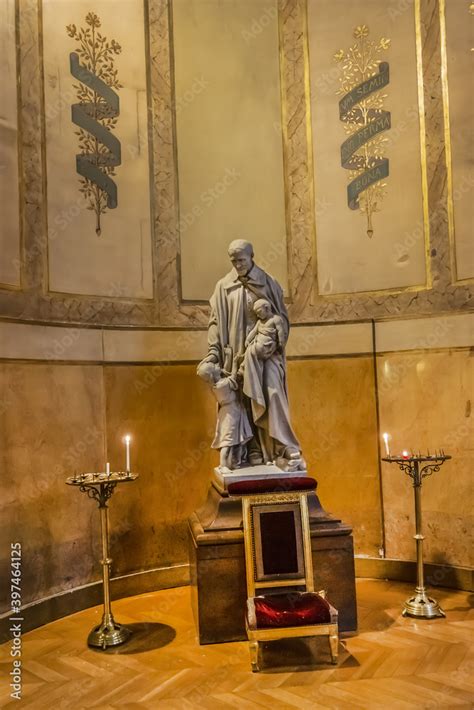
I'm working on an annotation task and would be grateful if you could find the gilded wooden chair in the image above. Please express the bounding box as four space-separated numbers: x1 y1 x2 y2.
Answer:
229 477 338 671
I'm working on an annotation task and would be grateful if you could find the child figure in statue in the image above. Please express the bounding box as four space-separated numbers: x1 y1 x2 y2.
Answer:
197 359 252 471
244 298 286 360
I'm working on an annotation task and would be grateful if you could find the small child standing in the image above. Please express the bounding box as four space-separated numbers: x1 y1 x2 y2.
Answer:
197 360 252 471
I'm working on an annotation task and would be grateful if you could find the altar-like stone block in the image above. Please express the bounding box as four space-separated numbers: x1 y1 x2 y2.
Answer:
189 481 357 644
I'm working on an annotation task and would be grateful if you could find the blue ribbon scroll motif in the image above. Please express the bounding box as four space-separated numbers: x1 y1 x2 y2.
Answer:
338 62 391 210
69 52 121 210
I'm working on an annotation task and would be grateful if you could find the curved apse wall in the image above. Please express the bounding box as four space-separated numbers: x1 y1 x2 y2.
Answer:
0 0 472 633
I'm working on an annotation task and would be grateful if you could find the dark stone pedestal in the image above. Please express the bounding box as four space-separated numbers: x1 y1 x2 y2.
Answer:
188 482 358 644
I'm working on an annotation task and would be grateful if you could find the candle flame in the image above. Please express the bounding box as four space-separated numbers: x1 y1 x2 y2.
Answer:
124 434 131 443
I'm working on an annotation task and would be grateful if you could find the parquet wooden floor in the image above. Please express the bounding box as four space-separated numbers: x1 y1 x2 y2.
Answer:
1 579 473 709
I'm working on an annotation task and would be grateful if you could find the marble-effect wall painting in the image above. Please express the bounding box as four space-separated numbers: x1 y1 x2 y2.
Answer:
307 0 428 295
43 0 153 299
442 0 474 282
0 0 21 287
379 348 474 568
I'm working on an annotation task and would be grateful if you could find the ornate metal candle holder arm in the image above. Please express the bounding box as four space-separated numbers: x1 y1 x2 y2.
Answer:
66 471 138 649
77 480 117 506
394 460 417 479
382 453 451 619
419 461 444 480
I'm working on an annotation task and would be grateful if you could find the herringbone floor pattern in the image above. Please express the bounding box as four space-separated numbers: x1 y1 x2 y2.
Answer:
1 579 473 709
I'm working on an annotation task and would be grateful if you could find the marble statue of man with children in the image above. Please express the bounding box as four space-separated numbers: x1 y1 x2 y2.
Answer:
197 239 305 473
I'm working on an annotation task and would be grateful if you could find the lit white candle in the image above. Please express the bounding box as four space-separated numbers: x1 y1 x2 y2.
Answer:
124 435 131 472
382 432 390 457
106 462 110 475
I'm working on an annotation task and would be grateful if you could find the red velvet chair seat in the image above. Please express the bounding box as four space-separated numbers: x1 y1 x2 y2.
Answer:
228 477 316 496
247 592 332 629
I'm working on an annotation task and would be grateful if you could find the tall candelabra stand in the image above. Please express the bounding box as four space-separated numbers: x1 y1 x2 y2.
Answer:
382 452 451 619
66 470 138 648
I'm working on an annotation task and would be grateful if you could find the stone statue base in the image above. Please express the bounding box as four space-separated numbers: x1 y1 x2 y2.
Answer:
212 463 307 494
188 472 358 643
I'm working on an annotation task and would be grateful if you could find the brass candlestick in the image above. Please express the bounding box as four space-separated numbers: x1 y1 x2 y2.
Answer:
382 452 451 619
66 470 138 648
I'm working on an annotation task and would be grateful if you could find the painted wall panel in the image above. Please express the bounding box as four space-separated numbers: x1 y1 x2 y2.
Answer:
172 0 288 301
42 0 153 299
0 363 105 611
442 0 474 282
307 0 428 294
379 349 474 567
0 0 21 287
288 357 381 556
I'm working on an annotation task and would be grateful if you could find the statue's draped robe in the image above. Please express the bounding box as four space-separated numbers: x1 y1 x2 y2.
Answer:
208 265 301 461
